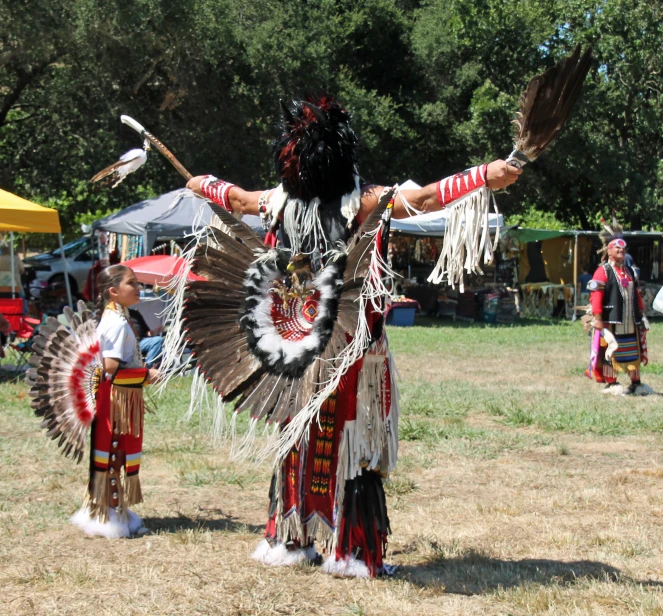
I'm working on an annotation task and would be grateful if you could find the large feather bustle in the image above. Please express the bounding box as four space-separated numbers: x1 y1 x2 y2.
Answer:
510 45 592 164
181 187 395 434
28 301 102 463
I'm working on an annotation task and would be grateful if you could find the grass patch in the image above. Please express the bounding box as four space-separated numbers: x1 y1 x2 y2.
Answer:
2 321 663 614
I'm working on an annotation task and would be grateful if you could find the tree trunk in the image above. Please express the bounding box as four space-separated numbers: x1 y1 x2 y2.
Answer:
0 57 58 129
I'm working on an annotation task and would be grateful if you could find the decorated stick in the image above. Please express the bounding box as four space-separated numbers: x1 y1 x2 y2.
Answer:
91 115 192 187
120 115 193 181
506 45 592 169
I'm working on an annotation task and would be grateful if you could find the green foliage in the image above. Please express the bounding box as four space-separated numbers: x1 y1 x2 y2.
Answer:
1 0 662 236
506 205 567 230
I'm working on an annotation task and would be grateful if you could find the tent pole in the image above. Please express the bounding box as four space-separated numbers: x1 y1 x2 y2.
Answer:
58 233 74 307
573 232 579 320
10 231 15 299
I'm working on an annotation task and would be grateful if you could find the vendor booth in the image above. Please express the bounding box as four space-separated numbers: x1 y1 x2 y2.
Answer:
388 185 513 323
91 188 264 260
511 228 663 319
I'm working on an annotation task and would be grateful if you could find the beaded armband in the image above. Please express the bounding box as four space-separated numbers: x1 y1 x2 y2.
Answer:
200 175 235 213
436 164 487 208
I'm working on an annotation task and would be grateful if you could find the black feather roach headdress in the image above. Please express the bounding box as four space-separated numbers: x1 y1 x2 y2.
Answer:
274 95 359 203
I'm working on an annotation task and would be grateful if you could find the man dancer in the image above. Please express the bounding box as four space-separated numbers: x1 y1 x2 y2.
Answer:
587 219 651 395
181 95 520 577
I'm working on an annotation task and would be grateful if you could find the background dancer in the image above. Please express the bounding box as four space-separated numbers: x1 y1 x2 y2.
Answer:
586 218 652 396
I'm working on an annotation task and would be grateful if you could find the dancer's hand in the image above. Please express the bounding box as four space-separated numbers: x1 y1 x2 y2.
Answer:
186 175 206 196
593 319 604 330
147 368 161 384
486 160 522 190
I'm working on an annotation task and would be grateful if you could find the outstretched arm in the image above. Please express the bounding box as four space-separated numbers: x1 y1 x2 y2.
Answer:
360 159 521 221
186 159 521 220
186 175 266 216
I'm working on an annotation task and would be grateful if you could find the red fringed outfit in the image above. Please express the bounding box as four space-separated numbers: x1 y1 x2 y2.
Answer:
178 97 493 578
85 368 147 522
587 262 647 384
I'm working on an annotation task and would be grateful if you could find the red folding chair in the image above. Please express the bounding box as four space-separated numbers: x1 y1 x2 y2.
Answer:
0 298 40 378
0 298 37 337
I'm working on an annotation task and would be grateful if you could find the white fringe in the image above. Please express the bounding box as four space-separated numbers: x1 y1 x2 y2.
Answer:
251 539 318 567
427 187 498 292
282 196 327 255
157 206 210 388
70 506 143 539
230 415 260 461
321 554 371 578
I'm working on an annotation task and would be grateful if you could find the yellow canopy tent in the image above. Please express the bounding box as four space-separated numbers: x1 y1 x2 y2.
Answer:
0 189 73 306
0 189 61 234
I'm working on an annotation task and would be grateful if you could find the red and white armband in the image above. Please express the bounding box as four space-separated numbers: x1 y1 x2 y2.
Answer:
436 164 487 208
200 175 235 213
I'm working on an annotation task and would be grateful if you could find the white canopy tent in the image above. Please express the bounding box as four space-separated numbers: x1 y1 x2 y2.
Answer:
391 180 503 237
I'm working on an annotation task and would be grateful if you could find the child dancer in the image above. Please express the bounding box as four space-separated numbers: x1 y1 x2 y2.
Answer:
71 265 159 537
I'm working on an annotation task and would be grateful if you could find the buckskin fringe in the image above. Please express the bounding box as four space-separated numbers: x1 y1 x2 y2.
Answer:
83 469 142 524
124 473 143 506
427 187 499 292
110 386 144 438
84 470 115 523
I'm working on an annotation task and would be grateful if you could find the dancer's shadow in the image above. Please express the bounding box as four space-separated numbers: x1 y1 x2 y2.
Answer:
397 549 663 595
142 509 264 535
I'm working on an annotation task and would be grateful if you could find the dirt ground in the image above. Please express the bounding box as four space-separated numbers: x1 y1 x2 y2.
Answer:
2 321 663 615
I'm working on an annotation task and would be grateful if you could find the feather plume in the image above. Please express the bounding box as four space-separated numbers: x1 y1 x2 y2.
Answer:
90 148 148 187
509 45 592 166
597 212 625 260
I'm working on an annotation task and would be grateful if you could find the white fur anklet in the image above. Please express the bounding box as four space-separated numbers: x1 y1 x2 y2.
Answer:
251 539 318 567
321 554 371 578
71 507 144 538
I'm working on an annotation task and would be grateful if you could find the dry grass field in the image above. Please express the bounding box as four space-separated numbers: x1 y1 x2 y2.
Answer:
2 318 663 615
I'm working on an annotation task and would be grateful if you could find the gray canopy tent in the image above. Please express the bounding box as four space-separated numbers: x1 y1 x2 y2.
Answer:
91 188 263 254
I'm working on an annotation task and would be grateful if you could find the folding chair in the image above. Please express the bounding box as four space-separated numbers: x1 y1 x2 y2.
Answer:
0 298 40 379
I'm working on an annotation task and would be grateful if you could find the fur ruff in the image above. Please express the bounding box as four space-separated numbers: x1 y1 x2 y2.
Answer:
251 539 318 567
632 383 654 396
602 383 625 396
70 506 143 538
321 554 371 578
